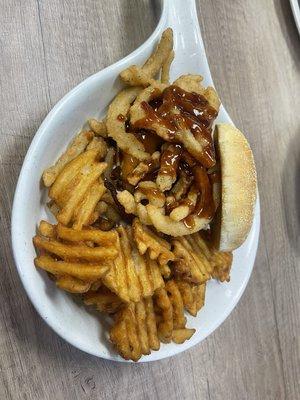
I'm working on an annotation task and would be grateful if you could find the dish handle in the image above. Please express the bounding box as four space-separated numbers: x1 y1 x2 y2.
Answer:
163 0 214 85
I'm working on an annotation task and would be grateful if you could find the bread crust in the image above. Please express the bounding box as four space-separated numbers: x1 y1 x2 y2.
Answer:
212 124 257 251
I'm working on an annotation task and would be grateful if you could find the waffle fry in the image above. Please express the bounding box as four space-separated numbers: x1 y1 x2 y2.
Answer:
165 280 186 329
56 275 91 293
110 297 160 361
154 284 195 345
33 223 117 286
175 281 206 317
84 287 123 314
42 130 94 187
34 254 110 282
210 250 233 282
172 328 195 344
189 232 232 282
56 223 117 245
154 287 173 343
48 148 107 227
33 236 117 262
132 219 174 266
172 237 211 284
72 180 106 230
38 220 56 239
102 226 164 303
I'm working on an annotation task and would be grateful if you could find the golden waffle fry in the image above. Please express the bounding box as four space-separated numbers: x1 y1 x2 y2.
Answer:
34 224 117 288
210 251 233 282
165 280 186 329
56 223 117 245
172 237 211 284
49 149 99 199
56 163 106 226
56 275 91 293
175 280 206 317
132 219 174 266
153 284 195 345
84 287 123 314
48 148 107 227
110 297 160 361
34 224 117 263
190 232 232 282
42 130 94 187
35 254 110 282
172 328 195 344
72 180 106 230
38 220 56 239
153 287 173 343
33 235 117 262
102 226 164 303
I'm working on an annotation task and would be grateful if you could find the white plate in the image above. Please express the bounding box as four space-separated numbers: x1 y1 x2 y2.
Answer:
290 0 300 35
11 0 260 362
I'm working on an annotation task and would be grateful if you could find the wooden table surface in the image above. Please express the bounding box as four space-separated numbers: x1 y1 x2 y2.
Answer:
1 1 299 399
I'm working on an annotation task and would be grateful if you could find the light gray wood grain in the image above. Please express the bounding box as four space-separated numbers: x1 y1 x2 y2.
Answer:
0 0 299 399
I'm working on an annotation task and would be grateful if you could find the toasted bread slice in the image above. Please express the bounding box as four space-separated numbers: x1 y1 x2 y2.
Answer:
212 124 257 251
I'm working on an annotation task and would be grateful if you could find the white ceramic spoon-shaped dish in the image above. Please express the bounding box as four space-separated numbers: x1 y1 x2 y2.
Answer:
11 0 260 362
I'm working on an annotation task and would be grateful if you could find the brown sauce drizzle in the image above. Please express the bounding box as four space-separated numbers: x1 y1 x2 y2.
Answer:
159 144 182 180
117 86 218 227
192 166 215 219
134 129 163 154
208 170 221 184
138 186 165 203
117 114 126 122
133 85 217 168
